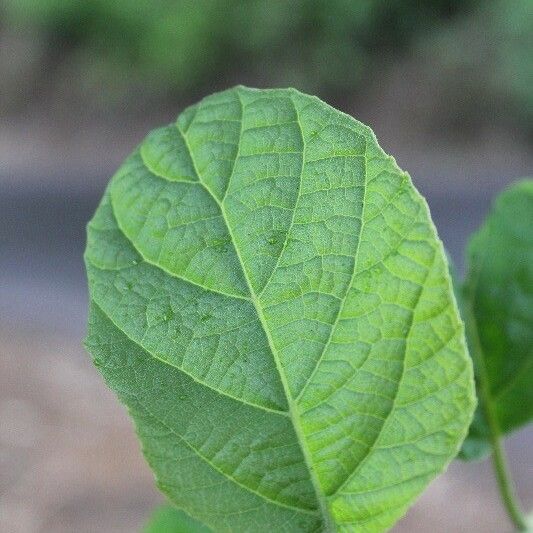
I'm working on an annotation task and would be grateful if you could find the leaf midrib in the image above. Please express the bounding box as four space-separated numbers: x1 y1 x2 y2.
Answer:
176 91 335 531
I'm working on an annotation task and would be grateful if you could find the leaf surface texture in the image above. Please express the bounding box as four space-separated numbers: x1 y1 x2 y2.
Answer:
85 87 475 532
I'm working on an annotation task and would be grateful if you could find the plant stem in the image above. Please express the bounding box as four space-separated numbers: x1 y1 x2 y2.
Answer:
490 430 528 531
464 301 528 531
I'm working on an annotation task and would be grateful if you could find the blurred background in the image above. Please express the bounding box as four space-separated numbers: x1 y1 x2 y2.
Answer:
1 1 531 531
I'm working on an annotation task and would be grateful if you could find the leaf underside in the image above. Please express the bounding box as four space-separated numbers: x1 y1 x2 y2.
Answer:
84 87 475 532
460 180 533 461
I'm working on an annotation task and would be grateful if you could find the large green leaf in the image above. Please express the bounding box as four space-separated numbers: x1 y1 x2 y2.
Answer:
84 87 475 532
460 180 533 460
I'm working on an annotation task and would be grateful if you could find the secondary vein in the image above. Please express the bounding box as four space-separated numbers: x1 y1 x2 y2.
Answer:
91 300 289 417
121 388 317 516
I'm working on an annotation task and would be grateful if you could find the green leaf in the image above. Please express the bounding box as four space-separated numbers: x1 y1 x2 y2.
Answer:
144 505 211 533
460 179 533 460
84 86 475 532
446 256 492 462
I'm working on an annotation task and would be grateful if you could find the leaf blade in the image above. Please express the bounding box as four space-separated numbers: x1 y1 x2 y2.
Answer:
85 87 475 532
461 179 533 459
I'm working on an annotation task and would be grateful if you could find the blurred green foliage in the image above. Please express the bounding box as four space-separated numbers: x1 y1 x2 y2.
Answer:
420 0 533 129
2 0 531 129
3 0 475 93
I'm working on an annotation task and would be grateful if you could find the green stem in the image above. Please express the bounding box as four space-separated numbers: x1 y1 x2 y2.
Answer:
490 430 528 531
464 301 528 531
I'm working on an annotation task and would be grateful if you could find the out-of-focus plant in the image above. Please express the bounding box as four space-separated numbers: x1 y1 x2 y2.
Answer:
416 0 532 133
455 180 533 531
2 0 477 99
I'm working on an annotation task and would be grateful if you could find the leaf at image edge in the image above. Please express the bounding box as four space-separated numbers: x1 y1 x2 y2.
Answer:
460 179 533 460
